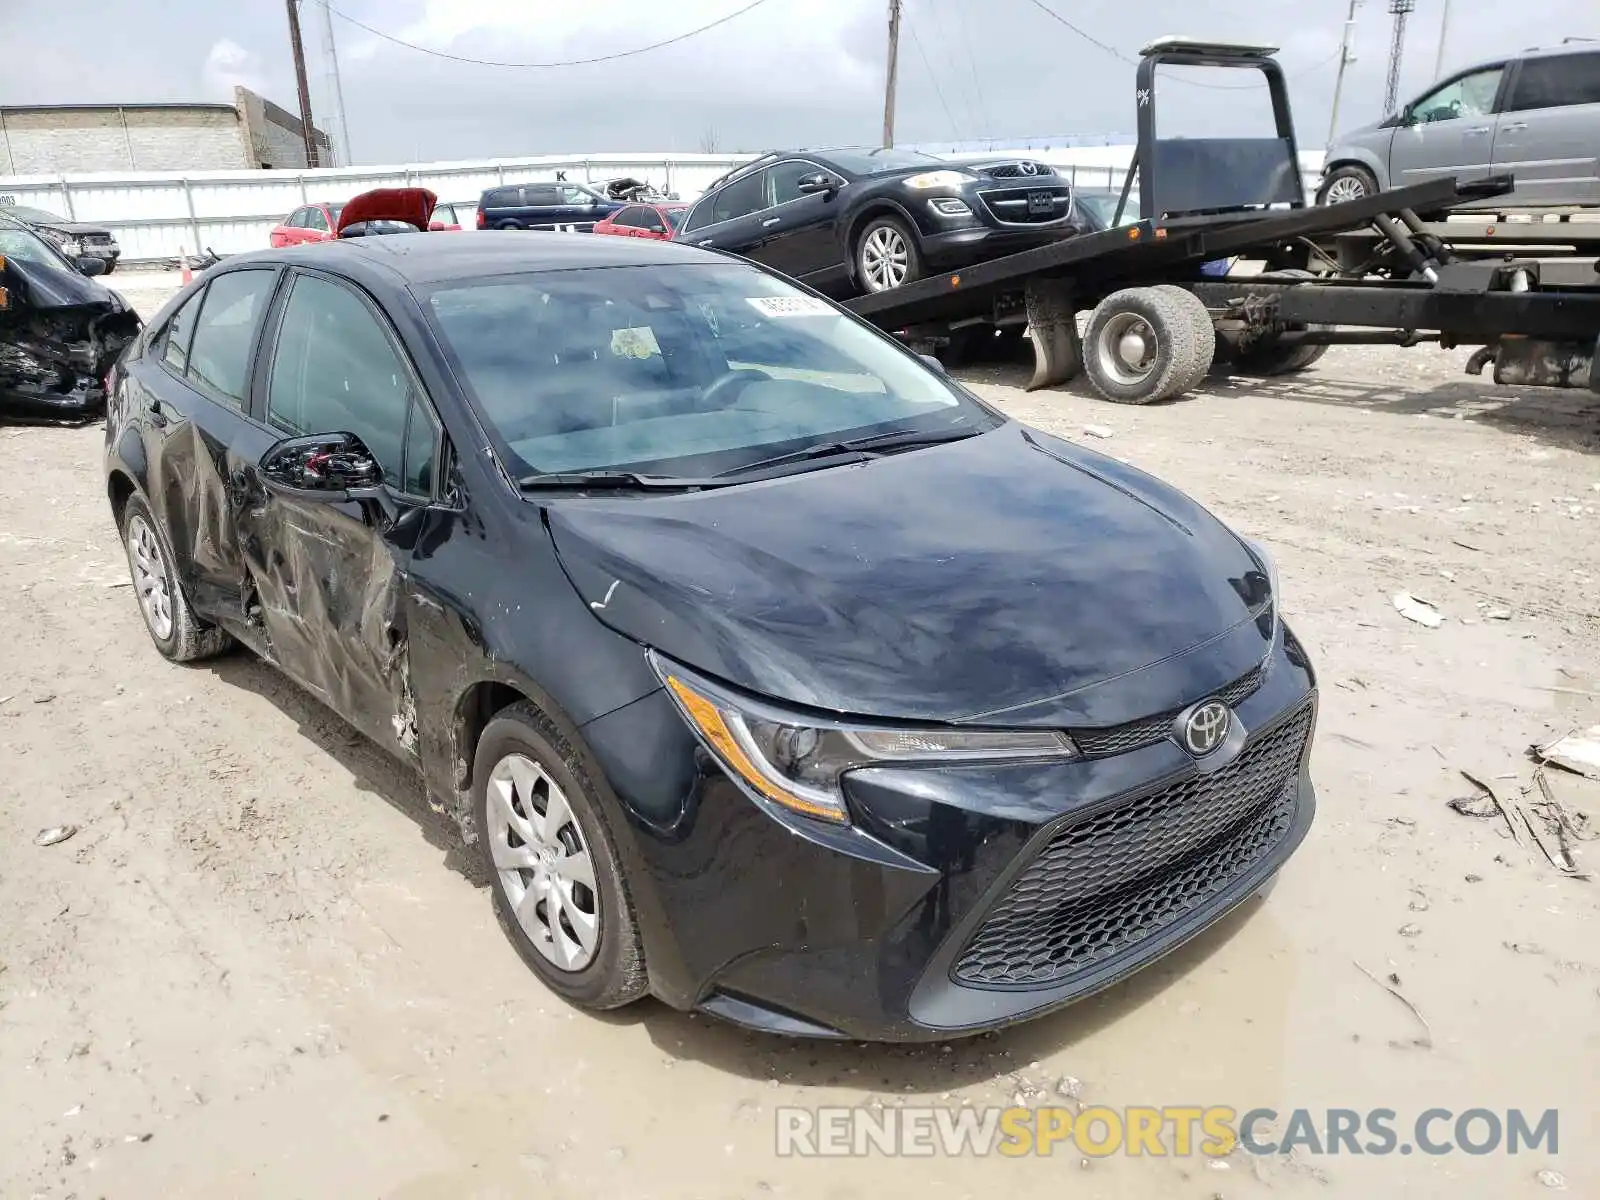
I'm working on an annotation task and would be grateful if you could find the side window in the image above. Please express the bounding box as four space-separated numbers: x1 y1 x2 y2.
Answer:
638 207 667 232
161 288 206 374
266 274 417 490
710 170 768 223
680 199 710 233
1411 67 1504 123
305 207 330 232
185 269 276 407
1505 53 1600 112
612 207 642 228
285 208 307 228
401 397 441 496
767 161 819 207
561 185 597 205
526 185 560 206
433 203 455 225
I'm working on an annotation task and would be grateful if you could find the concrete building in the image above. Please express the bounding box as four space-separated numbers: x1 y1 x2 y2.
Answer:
0 88 335 175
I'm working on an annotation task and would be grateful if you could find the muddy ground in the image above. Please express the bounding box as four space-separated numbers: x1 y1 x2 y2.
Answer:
2 271 1598 1199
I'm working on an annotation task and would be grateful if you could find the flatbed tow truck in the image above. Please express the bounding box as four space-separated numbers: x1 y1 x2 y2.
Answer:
844 38 1600 404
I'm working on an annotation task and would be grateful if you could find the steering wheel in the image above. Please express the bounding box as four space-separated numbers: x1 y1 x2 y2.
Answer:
701 368 772 409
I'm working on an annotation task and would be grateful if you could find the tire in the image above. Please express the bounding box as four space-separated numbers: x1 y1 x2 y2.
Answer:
101 259 116 275
1226 269 1331 376
854 215 924 293
1082 287 1202 404
1316 164 1378 206
119 494 233 663
474 701 647 1011
1151 284 1216 392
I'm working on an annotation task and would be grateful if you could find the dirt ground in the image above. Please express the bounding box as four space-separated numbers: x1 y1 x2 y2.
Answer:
3 271 1598 1199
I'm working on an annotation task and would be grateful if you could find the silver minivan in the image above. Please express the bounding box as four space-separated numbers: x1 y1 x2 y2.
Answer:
1319 41 1600 208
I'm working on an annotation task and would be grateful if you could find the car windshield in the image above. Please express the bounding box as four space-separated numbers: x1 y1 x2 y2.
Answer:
327 203 345 221
4 206 67 224
822 147 944 175
423 263 997 480
0 224 73 268
1078 192 1139 226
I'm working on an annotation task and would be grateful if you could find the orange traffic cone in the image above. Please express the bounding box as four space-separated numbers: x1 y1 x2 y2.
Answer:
179 246 192 287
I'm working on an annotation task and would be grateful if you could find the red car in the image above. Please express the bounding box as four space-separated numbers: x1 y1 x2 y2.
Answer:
428 202 464 232
268 201 343 247
592 202 689 241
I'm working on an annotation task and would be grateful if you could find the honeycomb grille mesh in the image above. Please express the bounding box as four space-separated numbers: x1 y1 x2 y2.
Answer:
953 704 1311 987
1070 665 1266 759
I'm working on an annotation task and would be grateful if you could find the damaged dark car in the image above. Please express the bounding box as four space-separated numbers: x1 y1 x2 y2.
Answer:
104 229 1318 1042
1 218 139 421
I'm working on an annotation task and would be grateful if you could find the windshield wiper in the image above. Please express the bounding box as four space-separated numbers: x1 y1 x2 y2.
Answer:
713 426 984 480
517 471 717 492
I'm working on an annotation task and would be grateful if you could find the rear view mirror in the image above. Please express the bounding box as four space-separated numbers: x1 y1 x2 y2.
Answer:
259 432 393 519
797 173 841 196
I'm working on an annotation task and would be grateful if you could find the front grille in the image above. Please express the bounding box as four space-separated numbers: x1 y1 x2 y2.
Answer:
953 703 1312 987
978 186 1073 225
1071 665 1265 759
985 162 1056 179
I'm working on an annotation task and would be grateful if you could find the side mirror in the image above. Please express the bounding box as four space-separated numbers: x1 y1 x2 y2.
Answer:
259 432 396 519
76 255 107 277
919 353 947 374
797 173 841 196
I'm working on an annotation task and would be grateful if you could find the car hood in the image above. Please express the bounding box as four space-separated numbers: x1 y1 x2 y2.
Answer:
31 220 114 238
546 424 1275 728
1 250 122 309
335 186 436 235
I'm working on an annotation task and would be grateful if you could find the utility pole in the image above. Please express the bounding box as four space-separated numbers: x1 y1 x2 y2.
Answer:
317 0 353 165
285 0 319 167
882 0 902 148
1433 0 1452 80
1384 0 1415 116
1327 0 1362 147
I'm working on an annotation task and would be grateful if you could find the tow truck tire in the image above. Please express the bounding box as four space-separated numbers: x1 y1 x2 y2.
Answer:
1317 164 1378 206
1083 287 1202 404
1152 285 1216 392
1226 269 1331 376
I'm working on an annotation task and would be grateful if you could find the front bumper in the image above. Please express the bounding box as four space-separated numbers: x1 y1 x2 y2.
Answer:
584 624 1317 1042
920 224 1085 271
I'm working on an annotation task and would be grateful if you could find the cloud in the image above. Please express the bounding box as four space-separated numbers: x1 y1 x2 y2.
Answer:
202 38 266 99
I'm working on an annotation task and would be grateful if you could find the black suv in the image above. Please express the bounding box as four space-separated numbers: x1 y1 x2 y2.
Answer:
676 147 1098 296
476 181 624 232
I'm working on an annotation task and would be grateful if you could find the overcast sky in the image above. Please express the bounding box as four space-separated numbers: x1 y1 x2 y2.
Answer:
2 0 1595 165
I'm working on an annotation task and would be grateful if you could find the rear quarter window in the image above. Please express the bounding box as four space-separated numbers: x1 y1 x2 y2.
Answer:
1506 52 1600 111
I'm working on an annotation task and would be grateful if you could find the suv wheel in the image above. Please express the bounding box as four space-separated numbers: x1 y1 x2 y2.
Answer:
856 216 923 293
1317 165 1378 205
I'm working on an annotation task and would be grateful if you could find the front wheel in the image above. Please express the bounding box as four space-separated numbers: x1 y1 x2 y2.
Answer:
1317 165 1378 206
474 702 647 1010
855 216 923 293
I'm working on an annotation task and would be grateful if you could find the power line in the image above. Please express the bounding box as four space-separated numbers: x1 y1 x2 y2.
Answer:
947 0 996 143
904 14 965 142
922 0 988 143
323 0 776 68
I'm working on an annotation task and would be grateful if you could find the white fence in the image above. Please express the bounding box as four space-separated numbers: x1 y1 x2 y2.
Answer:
0 147 1327 264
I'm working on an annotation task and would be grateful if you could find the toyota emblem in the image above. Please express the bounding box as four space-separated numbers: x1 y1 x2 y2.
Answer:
1182 701 1230 757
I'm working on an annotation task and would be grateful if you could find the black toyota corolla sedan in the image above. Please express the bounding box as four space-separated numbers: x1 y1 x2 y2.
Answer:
104 230 1317 1041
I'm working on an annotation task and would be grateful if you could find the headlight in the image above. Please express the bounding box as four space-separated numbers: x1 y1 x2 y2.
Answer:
657 661 1078 825
904 170 976 190
1241 536 1281 644
59 237 83 256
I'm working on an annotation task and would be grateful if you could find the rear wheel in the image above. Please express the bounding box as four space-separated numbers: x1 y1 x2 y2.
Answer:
1151 285 1216 392
119 495 232 663
1223 269 1332 376
1082 287 1205 404
1317 165 1378 206
855 216 923 293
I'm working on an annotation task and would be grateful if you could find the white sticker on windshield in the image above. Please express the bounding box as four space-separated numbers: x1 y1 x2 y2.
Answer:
746 295 835 318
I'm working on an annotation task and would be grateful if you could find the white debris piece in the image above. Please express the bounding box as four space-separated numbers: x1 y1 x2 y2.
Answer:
1535 727 1600 781
1082 425 1115 439
1393 592 1443 628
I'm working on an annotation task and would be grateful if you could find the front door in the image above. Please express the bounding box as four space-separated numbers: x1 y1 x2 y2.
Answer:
1491 51 1600 205
752 159 844 288
233 269 443 756
1388 65 1507 191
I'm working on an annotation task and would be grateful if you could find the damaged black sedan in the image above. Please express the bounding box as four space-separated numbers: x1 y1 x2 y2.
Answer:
1 219 138 421
104 231 1317 1041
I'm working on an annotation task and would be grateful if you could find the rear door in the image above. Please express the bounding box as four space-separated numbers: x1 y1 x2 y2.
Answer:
1492 51 1600 205
680 168 770 256
232 269 443 754
303 205 334 242
1387 64 1507 190
134 268 282 621
752 158 844 286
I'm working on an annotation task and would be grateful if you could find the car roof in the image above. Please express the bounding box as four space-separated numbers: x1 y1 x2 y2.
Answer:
218 231 729 287
1519 39 1599 59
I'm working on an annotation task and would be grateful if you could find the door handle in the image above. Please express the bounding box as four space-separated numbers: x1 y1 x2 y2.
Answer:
1466 125 1491 136
762 217 780 227
1501 121 1528 132
696 239 714 246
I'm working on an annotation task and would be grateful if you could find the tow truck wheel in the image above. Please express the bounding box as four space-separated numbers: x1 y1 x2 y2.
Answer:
1083 288 1202 404
1224 269 1331 376
1151 285 1216 392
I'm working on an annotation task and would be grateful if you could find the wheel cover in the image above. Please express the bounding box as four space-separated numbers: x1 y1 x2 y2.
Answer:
1324 176 1367 204
861 225 909 291
1096 312 1159 386
487 753 601 972
126 514 174 641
